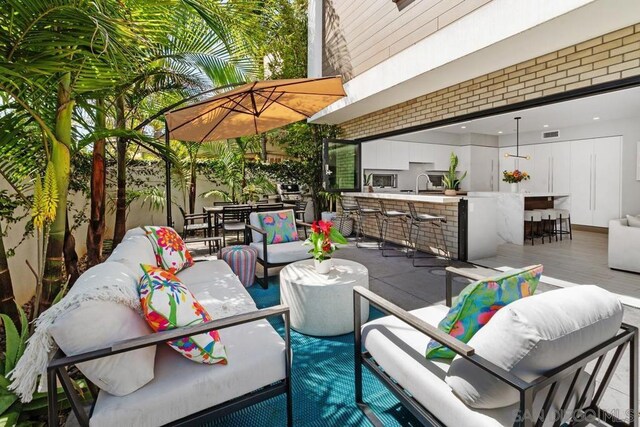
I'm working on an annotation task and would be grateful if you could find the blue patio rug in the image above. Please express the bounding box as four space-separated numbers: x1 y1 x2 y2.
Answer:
205 278 420 427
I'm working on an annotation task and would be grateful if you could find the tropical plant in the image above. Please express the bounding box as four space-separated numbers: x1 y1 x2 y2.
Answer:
442 152 468 190
0 305 74 425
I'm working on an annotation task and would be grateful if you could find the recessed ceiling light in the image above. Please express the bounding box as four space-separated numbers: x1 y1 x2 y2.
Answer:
461 126 466 129
593 116 600 120
543 124 549 128
497 131 503 134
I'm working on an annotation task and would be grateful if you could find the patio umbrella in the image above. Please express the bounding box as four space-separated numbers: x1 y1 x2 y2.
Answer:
165 76 346 142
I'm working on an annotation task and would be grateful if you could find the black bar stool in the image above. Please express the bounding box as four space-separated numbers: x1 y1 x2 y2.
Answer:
524 210 543 246
406 201 450 267
378 200 410 257
555 208 572 241
354 198 382 248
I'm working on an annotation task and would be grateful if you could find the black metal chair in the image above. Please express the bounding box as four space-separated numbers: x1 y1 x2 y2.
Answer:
354 198 382 248
293 200 308 221
178 206 209 239
378 200 410 257
256 203 284 212
406 201 449 267
221 205 252 247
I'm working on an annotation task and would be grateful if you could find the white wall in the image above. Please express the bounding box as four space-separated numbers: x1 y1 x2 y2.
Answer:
499 117 640 216
1 170 229 305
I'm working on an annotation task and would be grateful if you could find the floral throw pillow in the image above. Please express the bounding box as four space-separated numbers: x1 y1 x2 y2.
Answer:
426 265 543 359
142 226 194 273
139 265 227 365
258 210 299 245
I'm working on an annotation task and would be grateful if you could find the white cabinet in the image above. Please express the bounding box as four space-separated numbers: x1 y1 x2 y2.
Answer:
362 140 409 170
468 146 499 191
498 147 515 191
361 141 377 169
529 142 571 193
570 137 621 227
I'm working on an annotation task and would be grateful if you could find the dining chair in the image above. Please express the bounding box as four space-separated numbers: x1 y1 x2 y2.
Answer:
221 205 252 247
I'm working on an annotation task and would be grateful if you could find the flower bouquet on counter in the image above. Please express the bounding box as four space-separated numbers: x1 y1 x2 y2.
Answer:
502 169 530 183
304 220 348 274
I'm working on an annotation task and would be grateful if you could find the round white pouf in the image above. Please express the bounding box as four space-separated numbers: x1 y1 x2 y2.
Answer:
280 259 369 336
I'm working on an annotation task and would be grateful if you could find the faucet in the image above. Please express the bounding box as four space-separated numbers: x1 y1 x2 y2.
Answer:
415 173 431 194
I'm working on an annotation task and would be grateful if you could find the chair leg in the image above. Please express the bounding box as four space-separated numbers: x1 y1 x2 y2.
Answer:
260 262 268 290
568 217 573 240
559 216 563 241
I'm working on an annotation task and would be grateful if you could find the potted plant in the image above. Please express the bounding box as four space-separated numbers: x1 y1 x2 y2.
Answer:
442 152 467 196
363 173 373 193
305 220 348 274
502 169 530 192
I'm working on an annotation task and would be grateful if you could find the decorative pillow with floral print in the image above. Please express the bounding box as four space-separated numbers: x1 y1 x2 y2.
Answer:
426 265 543 359
142 226 194 273
258 210 299 245
139 265 227 365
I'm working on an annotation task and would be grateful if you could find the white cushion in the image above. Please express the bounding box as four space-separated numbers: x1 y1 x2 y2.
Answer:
626 214 640 227
363 305 595 426
50 262 155 397
446 285 623 409
177 260 257 318
250 241 312 264
106 227 157 279
90 320 286 427
249 212 263 243
608 218 640 273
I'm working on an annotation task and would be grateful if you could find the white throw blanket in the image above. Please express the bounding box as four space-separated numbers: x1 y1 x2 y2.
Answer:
8 277 141 403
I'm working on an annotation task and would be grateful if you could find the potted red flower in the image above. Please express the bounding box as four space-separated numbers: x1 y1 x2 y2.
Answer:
305 220 348 274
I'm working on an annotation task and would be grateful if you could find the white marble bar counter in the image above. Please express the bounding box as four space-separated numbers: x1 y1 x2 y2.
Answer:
466 192 570 245
345 192 461 204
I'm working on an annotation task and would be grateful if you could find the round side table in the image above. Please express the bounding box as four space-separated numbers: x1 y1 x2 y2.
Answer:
279 259 369 336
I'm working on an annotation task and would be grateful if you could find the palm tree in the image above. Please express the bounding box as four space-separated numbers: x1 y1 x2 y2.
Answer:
0 0 170 309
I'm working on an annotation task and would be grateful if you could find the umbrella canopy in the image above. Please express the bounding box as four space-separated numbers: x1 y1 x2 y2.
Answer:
165 76 346 142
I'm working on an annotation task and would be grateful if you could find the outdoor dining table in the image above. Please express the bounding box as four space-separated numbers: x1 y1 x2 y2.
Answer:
203 203 296 237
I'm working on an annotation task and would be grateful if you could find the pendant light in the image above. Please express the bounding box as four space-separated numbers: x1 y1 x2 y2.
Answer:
504 117 531 159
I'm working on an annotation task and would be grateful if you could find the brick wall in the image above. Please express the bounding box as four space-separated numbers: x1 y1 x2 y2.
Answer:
341 195 459 259
341 24 640 139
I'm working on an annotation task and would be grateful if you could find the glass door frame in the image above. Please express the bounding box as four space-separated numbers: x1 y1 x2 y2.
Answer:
322 138 362 193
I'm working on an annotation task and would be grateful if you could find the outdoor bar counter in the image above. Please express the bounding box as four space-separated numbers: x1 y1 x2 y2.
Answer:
340 192 466 260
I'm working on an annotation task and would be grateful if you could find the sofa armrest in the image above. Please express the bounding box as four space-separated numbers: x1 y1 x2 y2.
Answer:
49 305 289 369
353 286 530 391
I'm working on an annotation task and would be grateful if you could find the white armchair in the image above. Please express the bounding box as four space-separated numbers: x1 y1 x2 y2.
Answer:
608 218 640 273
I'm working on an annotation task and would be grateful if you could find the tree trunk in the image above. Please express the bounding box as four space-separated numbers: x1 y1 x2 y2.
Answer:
0 231 17 321
113 95 127 247
42 73 73 312
261 134 267 161
86 98 106 266
64 214 80 287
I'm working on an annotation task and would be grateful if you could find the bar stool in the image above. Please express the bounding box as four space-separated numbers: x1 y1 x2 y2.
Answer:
354 198 382 248
523 210 543 246
554 208 572 241
378 200 410 257
406 201 450 267
536 209 558 243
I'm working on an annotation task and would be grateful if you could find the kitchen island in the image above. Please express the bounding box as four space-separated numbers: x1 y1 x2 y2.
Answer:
341 192 465 259
467 192 570 245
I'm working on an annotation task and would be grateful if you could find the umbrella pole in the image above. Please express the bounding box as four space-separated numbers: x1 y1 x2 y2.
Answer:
165 122 173 227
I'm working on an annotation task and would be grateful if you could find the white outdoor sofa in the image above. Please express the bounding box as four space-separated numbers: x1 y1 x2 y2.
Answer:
608 217 640 273
47 228 292 427
354 266 638 427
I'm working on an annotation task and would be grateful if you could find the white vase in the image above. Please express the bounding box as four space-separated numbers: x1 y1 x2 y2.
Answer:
314 259 332 274
510 183 519 193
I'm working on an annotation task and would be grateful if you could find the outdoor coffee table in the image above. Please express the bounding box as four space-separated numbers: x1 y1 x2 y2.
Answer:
279 259 369 336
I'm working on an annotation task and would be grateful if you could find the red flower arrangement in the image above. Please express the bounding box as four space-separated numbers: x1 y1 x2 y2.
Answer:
305 220 348 262
502 169 530 183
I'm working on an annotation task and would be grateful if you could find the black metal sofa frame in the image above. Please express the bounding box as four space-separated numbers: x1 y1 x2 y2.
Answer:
47 305 293 427
353 268 638 427
245 220 310 289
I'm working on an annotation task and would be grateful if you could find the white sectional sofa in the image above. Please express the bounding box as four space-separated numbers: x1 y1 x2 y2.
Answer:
47 228 292 427
608 218 640 273
354 268 638 427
